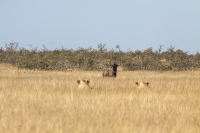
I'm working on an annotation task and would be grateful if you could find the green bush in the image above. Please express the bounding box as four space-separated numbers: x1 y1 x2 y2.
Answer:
0 41 199 71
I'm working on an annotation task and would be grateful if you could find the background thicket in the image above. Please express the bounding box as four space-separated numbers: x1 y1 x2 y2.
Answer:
0 41 199 71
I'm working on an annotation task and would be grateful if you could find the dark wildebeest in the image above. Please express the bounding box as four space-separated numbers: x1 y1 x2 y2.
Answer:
102 63 118 77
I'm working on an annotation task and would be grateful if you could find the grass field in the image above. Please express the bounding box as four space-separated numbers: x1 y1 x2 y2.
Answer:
0 63 200 133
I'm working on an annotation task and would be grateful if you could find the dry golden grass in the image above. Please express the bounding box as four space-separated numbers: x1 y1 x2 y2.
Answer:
0 63 200 133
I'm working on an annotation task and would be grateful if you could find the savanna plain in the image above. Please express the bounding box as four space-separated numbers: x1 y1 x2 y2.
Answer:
0 63 200 133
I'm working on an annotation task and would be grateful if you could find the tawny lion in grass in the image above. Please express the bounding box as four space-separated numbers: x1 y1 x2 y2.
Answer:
77 80 92 90
135 82 150 89
102 63 118 77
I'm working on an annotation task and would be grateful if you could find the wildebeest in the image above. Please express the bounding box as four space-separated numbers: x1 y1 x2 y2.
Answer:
102 63 118 77
77 80 92 90
135 82 150 89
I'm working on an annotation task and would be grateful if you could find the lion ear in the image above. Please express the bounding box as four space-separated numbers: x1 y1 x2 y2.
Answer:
87 80 90 85
77 80 80 84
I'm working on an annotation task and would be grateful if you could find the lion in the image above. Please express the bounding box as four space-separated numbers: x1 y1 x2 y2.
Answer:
135 81 150 89
77 80 92 90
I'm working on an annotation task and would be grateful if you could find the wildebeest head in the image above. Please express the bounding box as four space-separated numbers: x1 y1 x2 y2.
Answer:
111 63 118 72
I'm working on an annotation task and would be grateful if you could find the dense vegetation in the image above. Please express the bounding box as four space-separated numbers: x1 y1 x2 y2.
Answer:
0 41 200 71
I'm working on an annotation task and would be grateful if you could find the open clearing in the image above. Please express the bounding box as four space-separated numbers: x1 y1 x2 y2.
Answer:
0 63 200 133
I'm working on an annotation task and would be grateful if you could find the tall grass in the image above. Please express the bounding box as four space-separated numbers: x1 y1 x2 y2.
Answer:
0 63 199 133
